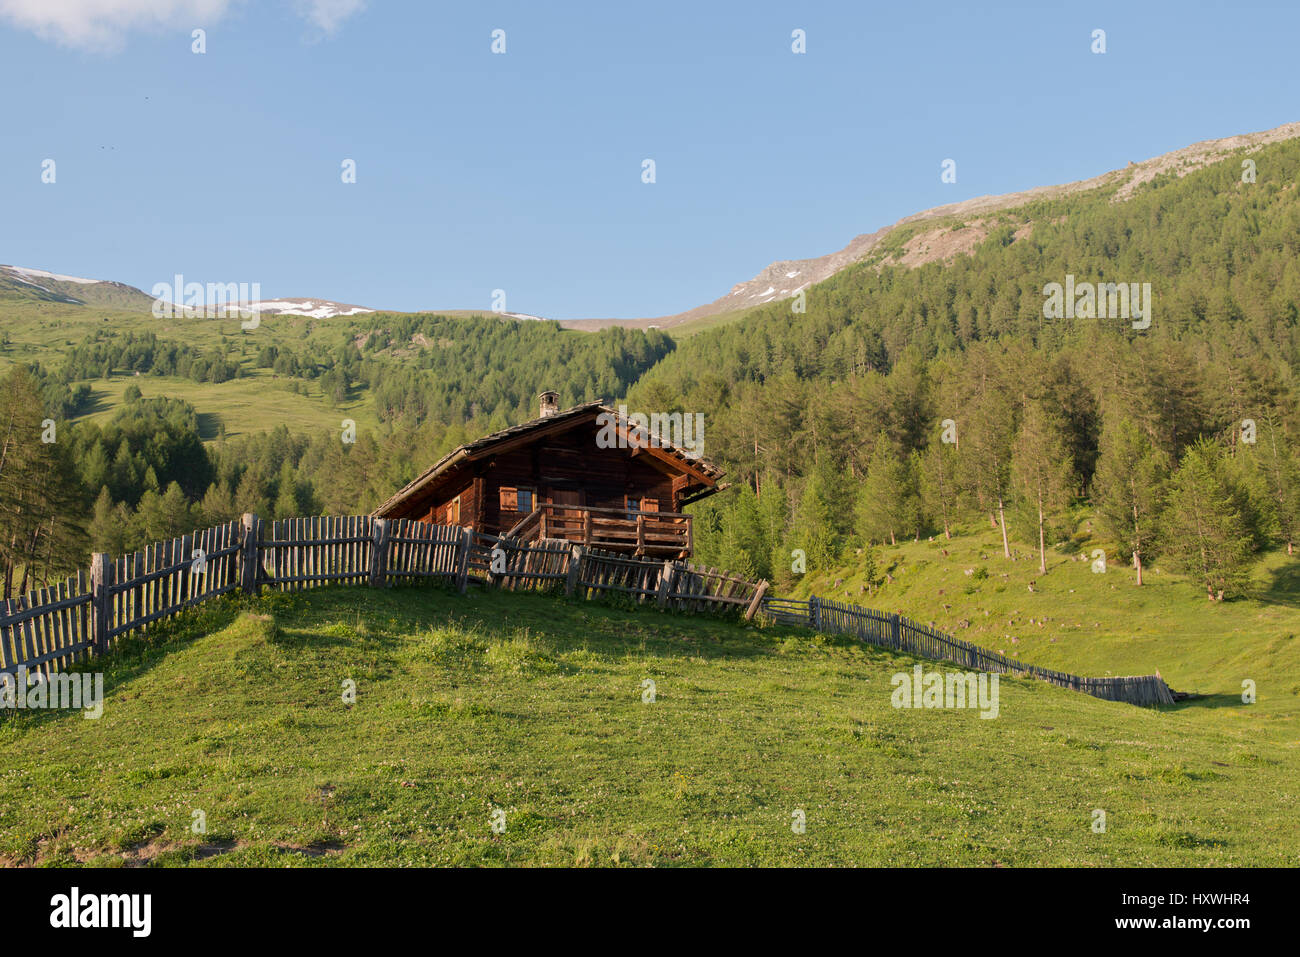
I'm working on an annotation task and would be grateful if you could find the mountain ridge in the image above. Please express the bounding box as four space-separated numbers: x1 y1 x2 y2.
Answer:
560 119 1300 332
6 121 1298 331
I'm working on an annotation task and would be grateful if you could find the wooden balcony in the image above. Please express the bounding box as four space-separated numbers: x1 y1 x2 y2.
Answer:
504 503 692 558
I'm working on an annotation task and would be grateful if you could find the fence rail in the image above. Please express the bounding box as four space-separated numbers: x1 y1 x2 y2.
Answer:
1 514 766 680
2 513 1173 709
762 595 1175 707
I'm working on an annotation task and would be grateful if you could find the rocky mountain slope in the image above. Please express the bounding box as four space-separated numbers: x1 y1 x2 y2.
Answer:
561 120 1300 332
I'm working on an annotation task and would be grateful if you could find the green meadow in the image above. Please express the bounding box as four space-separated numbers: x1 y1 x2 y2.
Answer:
1 581 1294 867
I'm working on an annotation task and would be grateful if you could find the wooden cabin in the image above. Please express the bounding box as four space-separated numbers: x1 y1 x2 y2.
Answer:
372 392 724 558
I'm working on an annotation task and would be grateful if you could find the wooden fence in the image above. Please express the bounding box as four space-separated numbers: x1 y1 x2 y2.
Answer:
761 595 1175 707
1 514 766 680
2 513 1172 708
472 535 768 615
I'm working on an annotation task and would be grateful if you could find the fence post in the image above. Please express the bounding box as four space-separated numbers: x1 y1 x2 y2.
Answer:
890 612 901 649
566 545 584 597
743 580 769 622
240 513 261 595
656 560 677 608
456 527 473 593
90 553 113 656
370 518 390 588
809 594 820 631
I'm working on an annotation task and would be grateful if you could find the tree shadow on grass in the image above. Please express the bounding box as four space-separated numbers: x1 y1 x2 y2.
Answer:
195 411 222 441
75 387 113 418
1255 560 1300 608
1165 693 1247 712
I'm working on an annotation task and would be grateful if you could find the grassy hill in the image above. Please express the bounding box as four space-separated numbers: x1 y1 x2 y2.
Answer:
786 522 1300 708
0 301 381 436
1 584 1294 867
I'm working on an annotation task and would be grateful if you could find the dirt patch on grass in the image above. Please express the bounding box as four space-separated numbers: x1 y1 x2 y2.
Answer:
273 840 345 858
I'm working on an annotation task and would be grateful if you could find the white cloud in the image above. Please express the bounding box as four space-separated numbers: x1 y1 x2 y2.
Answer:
293 0 365 34
0 0 232 49
0 0 365 50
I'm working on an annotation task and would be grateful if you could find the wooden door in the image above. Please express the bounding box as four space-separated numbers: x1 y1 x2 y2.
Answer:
551 488 583 518
548 488 584 541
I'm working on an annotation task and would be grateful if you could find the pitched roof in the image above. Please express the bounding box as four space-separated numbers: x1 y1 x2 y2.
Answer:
373 402 724 518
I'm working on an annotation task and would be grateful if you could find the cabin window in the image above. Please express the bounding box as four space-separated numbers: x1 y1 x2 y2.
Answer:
499 487 535 512
449 496 460 525
625 495 639 520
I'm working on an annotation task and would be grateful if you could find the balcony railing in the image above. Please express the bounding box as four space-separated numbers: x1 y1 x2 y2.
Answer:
505 503 692 557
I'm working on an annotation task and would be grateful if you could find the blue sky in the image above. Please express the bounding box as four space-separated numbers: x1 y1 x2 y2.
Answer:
1 0 1297 319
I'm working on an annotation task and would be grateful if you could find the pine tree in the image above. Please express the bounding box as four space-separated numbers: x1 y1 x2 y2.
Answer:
1010 402 1074 574
790 470 836 572
919 440 957 539
1239 414 1300 554
199 480 238 528
234 469 268 518
954 350 1017 558
88 487 131 554
1159 440 1255 600
1093 417 1168 585
160 482 193 537
0 368 88 598
856 438 919 546
726 483 768 579
274 462 300 519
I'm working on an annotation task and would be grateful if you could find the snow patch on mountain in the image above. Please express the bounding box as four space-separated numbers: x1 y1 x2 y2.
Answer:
233 299 376 319
3 265 99 285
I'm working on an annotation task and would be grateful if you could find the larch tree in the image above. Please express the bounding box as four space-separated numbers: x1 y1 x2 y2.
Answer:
955 353 1018 558
1159 440 1255 601
919 438 958 540
1010 402 1074 575
1092 416 1169 585
855 437 918 546
1243 413 1300 555
0 367 88 599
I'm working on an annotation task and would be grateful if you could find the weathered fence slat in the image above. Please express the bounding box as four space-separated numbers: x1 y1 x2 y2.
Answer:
761 594 1174 707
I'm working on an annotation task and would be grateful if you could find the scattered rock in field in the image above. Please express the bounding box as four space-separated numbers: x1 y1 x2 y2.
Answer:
964 568 973 576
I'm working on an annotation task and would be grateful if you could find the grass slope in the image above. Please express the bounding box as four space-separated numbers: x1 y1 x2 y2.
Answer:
0 302 385 438
786 522 1300 707
80 372 380 440
1 584 1295 867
